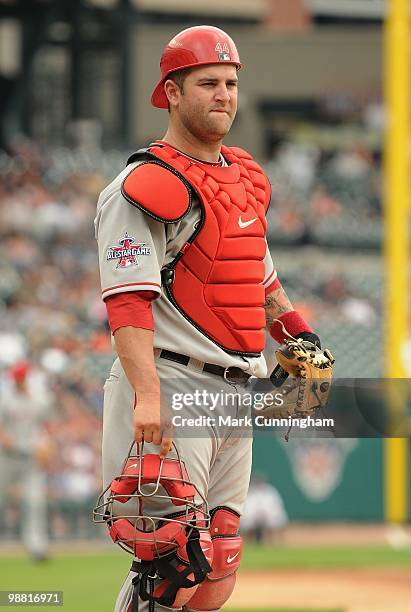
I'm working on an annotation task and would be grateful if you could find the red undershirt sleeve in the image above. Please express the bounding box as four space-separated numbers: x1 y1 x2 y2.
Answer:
105 290 156 334
265 276 280 295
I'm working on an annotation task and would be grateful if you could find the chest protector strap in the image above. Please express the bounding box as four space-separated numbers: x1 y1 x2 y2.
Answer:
123 144 271 356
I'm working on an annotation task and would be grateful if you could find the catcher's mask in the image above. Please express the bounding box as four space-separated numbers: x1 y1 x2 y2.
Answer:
94 443 212 608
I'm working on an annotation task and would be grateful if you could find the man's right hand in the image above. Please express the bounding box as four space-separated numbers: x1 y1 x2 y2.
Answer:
133 391 173 459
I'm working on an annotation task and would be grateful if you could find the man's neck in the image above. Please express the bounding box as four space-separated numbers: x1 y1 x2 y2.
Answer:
161 127 222 164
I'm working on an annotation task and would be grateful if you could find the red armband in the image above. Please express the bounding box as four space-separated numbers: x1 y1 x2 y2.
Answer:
105 291 156 334
269 310 313 345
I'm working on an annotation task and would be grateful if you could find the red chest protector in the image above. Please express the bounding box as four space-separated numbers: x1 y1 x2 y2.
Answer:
123 143 270 356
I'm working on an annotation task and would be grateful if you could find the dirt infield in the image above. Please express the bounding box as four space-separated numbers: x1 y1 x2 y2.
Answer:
228 568 411 612
281 523 411 548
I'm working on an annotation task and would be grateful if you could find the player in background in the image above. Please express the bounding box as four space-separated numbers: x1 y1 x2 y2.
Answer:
0 361 54 560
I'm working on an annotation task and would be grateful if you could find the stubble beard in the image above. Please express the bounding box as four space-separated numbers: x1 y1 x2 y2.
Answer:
180 104 235 144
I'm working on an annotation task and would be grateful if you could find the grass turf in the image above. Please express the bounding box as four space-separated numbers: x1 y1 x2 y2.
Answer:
239 544 411 569
0 545 409 611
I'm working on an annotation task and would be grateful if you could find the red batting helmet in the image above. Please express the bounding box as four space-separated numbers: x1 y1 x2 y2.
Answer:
151 25 242 109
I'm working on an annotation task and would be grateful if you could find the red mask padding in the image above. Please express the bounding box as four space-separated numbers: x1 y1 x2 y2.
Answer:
109 454 196 504
109 517 189 560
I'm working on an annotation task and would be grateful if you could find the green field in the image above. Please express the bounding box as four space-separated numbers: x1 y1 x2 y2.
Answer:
0 545 409 611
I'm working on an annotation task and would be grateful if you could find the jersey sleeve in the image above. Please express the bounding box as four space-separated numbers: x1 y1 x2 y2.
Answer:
95 186 166 301
262 241 278 294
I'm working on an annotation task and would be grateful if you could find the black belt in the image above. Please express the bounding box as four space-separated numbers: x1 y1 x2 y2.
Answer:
159 350 251 383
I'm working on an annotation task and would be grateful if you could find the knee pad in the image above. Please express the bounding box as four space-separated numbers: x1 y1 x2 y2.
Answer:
185 507 242 610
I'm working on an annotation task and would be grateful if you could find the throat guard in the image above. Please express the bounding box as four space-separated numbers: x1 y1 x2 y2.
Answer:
123 143 271 356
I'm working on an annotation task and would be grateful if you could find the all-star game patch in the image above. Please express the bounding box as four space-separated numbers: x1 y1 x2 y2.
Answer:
106 231 151 269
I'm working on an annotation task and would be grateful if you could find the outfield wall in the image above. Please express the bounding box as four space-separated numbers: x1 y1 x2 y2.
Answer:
253 435 385 521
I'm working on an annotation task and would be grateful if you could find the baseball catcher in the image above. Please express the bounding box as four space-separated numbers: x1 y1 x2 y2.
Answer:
95 22 335 611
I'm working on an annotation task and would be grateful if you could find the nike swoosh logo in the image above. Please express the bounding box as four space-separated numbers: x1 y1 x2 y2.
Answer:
238 216 257 229
227 552 240 563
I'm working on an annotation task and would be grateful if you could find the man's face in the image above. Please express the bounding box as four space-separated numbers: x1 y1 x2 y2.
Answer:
168 64 239 142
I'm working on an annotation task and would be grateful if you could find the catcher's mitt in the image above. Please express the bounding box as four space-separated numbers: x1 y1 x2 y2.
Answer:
260 339 335 421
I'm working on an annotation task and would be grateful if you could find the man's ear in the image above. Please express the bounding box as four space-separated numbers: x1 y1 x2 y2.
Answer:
164 79 180 107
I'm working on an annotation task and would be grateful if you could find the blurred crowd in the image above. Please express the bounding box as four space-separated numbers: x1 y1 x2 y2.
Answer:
0 130 382 543
266 135 382 248
0 140 112 545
